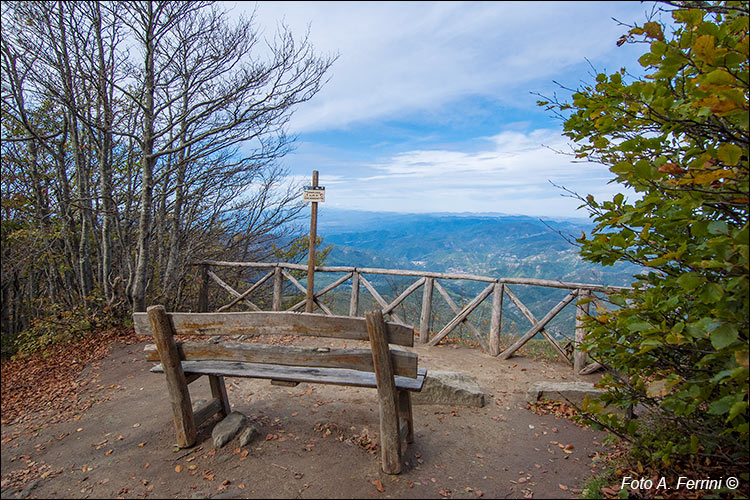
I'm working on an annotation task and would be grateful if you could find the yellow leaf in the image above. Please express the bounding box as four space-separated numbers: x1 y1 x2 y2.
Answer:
690 170 726 184
710 99 740 116
693 34 716 62
175 465 183 473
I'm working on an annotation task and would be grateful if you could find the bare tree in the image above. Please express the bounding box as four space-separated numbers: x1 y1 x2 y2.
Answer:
1 0 335 350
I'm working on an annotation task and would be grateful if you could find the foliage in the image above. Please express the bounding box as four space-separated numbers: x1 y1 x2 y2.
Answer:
12 292 126 356
538 1 748 465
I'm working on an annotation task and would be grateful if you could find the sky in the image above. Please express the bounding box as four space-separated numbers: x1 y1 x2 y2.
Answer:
228 1 662 218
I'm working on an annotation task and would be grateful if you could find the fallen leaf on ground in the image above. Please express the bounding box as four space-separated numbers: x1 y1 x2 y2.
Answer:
370 479 384 492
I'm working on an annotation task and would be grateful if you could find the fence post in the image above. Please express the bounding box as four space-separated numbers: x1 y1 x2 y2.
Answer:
272 266 282 311
198 264 209 312
489 282 503 356
349 271 360 317
419 277 434 344
574 289 591 373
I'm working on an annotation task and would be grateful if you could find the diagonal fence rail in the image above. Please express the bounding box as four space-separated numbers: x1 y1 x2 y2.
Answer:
194 260 630 373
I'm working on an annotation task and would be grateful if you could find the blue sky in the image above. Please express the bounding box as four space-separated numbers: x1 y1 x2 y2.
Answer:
229 1 661 218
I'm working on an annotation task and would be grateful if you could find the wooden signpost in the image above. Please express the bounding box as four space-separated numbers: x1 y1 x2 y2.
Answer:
305 171 324 312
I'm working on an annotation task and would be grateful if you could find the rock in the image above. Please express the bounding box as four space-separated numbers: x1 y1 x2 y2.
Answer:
212 411 246 448
411 370 485 407
526 381 605 405
17 478 41 499
238 424 259 447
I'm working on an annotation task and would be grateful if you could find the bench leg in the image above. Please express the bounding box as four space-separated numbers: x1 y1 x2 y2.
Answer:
209 375 231 418
148 305 197 448
367 310 402 474
398 390 414 444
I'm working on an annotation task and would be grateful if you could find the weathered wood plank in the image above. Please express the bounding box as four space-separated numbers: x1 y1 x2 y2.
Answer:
134 311 415 347
419 277 434 344
195 261 634 291
198 265 209 312
272 266 282 312
151 362 427 392
216 270 274 312
357 267 497 283
208 270 261 312
433 280 488 351
429 283 493 349
209 375 230 418
489 283 503 356
195 260 499 282
193 398 222 427
574 290 591 373
271 380 300 387
282 269 309 295
367 310 402 474
501 277 630 292
359 274 405 324
399 417 409 449
146 306 196 448
499 290 578 360
579 361 603 375
398 389 414 444
349 271 360 317
287 273 353 312
383 277 425 315
281 270 334 316
502 285 571 364
144 342 419 378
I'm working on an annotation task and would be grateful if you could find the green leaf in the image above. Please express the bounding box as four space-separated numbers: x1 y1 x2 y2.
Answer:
708 396 734 415
728 401 747 422
677 274 703 291
717 143 743 165
700 283 724 303
710 323 739 349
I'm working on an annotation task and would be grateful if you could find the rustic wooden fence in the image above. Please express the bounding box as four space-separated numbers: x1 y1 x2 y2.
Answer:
194 260 629 374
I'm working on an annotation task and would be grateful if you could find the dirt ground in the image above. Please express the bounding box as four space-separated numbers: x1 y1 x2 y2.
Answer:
1 335 608 499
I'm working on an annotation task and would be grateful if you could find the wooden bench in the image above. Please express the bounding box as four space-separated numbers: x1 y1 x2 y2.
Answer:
133 306 426 474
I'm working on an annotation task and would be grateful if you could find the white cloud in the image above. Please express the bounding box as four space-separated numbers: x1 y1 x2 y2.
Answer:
235 1 651 132
303 128 631 217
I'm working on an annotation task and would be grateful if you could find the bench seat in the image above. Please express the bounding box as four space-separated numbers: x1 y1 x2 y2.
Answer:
151 361 427 391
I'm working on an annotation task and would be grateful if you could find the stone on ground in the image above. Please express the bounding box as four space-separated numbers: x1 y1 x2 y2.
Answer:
412 370 485 407
212 411 247 448
526 381 605 405
238 424 259 447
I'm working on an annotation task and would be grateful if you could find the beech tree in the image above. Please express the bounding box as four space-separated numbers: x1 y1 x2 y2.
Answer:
539 0 748 465
1 0 334 351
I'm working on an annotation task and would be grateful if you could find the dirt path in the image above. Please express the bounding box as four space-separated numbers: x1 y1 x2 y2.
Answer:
1 337 607 499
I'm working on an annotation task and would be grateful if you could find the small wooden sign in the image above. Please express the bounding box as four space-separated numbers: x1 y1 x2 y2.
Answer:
303 186 325 202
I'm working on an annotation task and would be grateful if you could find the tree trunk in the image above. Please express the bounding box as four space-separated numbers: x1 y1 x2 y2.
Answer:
132 7 156 312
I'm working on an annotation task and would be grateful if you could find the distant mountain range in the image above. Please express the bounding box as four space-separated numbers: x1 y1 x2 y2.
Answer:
307 208 640 341
316 208 638 287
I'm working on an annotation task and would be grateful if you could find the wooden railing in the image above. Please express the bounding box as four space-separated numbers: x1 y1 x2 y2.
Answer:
194 260 630 374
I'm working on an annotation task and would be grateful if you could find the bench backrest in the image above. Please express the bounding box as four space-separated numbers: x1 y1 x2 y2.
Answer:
135 309 418 378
